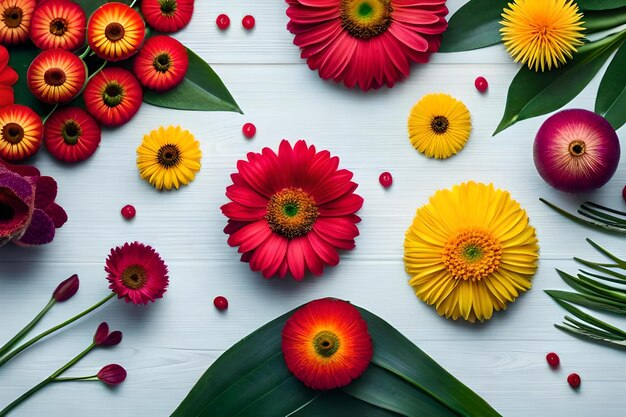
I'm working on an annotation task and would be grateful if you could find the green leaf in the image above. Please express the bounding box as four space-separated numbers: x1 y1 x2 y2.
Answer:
8 43 53 118
596 38 626 129
545 289 626 314
540 198 626 234
584 7 626 33
494 31 626 135
439 0 509 52
143 48 242 113
577 0 626 11
549 298 626 338
294 391 402 417
73 0 133 17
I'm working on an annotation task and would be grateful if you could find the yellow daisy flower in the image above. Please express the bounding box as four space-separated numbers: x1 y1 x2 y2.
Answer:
500 0 585 72
136 126 201 191
407 93 471 160
404 182 539 323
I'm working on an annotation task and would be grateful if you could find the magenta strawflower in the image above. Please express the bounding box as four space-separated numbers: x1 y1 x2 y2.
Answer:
97 364 127 385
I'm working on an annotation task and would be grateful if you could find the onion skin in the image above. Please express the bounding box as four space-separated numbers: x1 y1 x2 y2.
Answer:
533 109 620 193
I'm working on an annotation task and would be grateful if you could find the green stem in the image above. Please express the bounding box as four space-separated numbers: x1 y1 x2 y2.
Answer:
41 104 59 125
0 299 55 359
78 46 91 60
0 294 115 368
86 60 108 84
0 343 94 416
52 375 98 382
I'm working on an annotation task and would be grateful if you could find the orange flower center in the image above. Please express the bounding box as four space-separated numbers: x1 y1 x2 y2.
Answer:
568 140 586 156
442 229 502 281
2 122 24 144
2 6 22 28
121 264 148 289
431 116 450 134
313 330 340 357
157 144 181 168
159 0 177 16
105 22 125 41
153 53 172 73
340 0 392 39
102 82 124 107
44 68 67 87
49 18 68 36
61 120 81 145
266 187 318 238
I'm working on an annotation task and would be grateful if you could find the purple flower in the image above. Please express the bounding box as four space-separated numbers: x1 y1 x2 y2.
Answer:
93 322 123 346
97 364 127 385
52 274 79 302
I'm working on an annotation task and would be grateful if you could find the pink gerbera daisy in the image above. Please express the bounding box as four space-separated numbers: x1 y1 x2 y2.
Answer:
105 241 169 305
221 140 363 280
286 0 448 91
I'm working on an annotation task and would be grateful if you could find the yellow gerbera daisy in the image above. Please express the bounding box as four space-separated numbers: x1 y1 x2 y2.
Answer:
407 93 471 159
136 125 201 190
404 182 539 323
500 0 585 72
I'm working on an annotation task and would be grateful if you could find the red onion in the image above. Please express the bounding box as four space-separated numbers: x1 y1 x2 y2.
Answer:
533 109 620 193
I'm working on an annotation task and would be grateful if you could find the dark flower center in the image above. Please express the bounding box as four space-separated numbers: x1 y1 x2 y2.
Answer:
266 187 318 239
340 0 392 40
2 122 24 144
157 144 181 168
102 82 124 107
2 6 22 28
568 140 586 156
61 120 81 145
153 53 172 73
44 68 67 87
121 265 148 289
313 330 340 358
105 22 125 41
49 18 68 36
0 202 14 223
431 116 449 134
159 0 177 16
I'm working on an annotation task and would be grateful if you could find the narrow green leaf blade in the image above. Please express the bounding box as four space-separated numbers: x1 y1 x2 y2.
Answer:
584 7 626 33
577 0 626 11
439 0 509 52
143 48 242 113
545 290 626 314
539 198 626 234
548 298 626 337
555 324 626 348
294 391 402 417
596 39 626 129
494 31 626 135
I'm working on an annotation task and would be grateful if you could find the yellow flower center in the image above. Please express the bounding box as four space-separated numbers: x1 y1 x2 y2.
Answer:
159 0 177 16
49 18 68 36
153 53 172 73
313 330 340 358
266 187 318 238
121 264 148 289
2 6 22 28
44 67 67 87
2 122 24 145
430 116 449 134
157 144 181 168
105 22 125 42
442 229 502 281
340 0 392 39
61 121 81 145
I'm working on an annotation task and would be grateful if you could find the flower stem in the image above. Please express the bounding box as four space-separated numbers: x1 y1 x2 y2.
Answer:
52 375 98 382
0 343 94 416
0 299 55 359
78 46 91 60
86 59 108 84
41 104 59 125
0 294 115 368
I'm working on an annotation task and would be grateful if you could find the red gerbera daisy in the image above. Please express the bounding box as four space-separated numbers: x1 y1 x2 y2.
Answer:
87 2 145 62
30 0 86 50
221 140 363 280
282 298 373 390
286 0 448 91
44 107 101 163
140 0 194 33
0 44 18 107
0 0 36 45
83 67 143 127
27 48 86 104
105 241 169 305
132 35 188 92
0 103 42 161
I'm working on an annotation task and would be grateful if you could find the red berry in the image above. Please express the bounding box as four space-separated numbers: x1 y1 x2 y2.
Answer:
567 373 581 388
474 76 488 93
121 205 136 220
242 122 256 139
214 296 228 311
546 352 560 367
242 15 255 30
379 172 393 188
216 14 230 30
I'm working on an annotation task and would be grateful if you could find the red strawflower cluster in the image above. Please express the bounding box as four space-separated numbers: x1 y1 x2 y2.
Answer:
0 0 193 163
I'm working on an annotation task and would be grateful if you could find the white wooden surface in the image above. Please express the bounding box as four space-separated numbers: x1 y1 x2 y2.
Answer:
1 1 626 416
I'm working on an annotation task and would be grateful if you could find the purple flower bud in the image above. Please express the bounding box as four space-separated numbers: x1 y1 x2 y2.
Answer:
52 274 79 302
102 331 123 346
97 364 127 385
93 322 123 346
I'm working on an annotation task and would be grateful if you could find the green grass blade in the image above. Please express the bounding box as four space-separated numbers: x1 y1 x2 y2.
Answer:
586 238 626 267
545 290 626 314
561 319 624 340
574 258 626 280
580 269 626 284
539 199 626 234
549 298 626 338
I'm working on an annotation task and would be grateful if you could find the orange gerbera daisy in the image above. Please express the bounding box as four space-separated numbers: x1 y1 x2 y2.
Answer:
27 48 86 104
30 0 87 50
0 104 43 161
132 35 188 92
87 2 145 62
282 298 373 390
0 0 36 45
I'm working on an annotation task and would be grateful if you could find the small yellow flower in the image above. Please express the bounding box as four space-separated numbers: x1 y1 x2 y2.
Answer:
407 93 471 159
500 0 585 72
136 126 201 191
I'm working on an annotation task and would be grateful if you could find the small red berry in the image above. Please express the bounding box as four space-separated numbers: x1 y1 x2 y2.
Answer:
242 122 256 139
121 205 136 220
216 14 230 30
622 185 626 203
474 76 488 93
567 373 581 388
242 15 255 30
379 172 393 188
214 296 228 311
546 352 560 367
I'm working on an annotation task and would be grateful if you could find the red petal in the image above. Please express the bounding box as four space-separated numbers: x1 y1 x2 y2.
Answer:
226 184 267 208
318 194 364 217
221 202 266 221
287 237 307 280
227 220 272 253
308 232 339 266
44 203 68 228
0 86 14 107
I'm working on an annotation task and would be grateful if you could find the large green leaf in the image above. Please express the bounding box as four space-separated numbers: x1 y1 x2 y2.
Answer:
577 0 626 11
8 43 53 118
439 0 508 52
584 7 626 33
143 48 242 113
171 300 502 417
73 0 133 17
494 30 626 135
596 40 626 129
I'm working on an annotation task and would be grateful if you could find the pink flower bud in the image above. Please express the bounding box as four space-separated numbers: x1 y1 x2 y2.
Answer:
97 364 127 385
93 322 123 346
52 274 79 302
